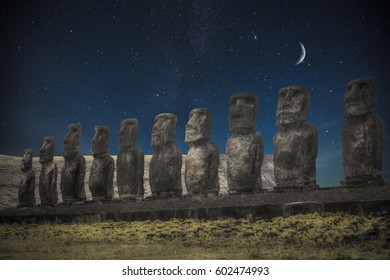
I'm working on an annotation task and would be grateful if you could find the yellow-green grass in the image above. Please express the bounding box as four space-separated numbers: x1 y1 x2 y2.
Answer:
1 213 389 259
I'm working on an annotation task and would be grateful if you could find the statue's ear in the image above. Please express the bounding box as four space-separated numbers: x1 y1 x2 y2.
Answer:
368 81 377 108
304 93 311 112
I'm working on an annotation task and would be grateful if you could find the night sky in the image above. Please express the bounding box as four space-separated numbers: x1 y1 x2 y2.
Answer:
1 0 389 187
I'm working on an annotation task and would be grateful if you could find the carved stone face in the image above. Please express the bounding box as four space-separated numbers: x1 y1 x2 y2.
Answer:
151 113 177 147
91 126 110 155
276 86 310 126
63 123 81 157
228 93 258 134
39 137 54 163
118 118 138 149
21 149 33 171
185 108 211 143
344 78 376 117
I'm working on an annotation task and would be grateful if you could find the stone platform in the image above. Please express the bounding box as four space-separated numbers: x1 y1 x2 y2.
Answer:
0 185 389 223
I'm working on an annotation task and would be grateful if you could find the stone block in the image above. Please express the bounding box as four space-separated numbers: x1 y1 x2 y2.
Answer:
154 209 175 220
220 206 253 219
205 207 221 219
174 208 192 219
324 200 365 214
104 212 118 221
252 204 282 220
282 201 324 217
365 200 390 215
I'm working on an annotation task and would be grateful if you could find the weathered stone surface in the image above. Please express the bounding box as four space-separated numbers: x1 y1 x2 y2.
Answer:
89 126 114 201
185 108 219 195
282 201 324 217
154 209 175 221
252 204 282 220
150 113 182 197
324 201 365 214
38 136 58 205
220 205 254 219
174 208 192 219
226 93 264 194
342 78 385 187
204 207 221 219
18 149 35 207
117 119 144 198
2 185 390 223
274 86 318 190
60 123 86 202
364 200 390 215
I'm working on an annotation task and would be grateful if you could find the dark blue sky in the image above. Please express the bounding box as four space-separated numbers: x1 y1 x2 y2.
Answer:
1 0 389 186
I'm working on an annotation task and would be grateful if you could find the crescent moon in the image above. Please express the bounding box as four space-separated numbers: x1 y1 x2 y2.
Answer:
295 42 306 65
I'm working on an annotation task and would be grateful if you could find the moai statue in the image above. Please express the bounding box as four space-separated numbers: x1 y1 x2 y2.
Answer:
38 136 58 205
89 126 115 201
342 78 385 187
18 149 35 207
273 86 318 191
185 108 220 195
60 123 86 203
117 118 144 199
226 93 264 194
149 113 182 197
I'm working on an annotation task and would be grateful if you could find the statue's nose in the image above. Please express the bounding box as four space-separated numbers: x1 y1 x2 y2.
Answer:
347 85 359 102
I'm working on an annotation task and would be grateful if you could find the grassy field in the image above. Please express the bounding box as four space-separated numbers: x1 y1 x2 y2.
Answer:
0 213 389 259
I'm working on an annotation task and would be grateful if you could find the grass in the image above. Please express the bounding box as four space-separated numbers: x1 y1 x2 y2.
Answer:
0 213 389 259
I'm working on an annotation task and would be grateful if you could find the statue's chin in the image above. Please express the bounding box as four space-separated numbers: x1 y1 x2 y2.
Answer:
345 104 372 117
276 112 306 126
119 144 135 150
63 149 78 158
92 148 106 156
229 121 254 133
39 155 51 163
21 166 30 172
185 132 205 143
151 140 160 147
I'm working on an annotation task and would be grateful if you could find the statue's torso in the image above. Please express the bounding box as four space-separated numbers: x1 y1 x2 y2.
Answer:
18 169 35 206
226 132 263 192
185 141 219 194
117 147 144 196
150 147 182 195
89 155 114 199
343 114 384 178
39 162 57 204
61 155 86 200
273 123 317 185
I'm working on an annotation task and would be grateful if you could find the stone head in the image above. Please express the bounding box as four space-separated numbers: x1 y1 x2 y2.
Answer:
39 136 55 163
63 123 81 157
344 78 376 117
228 92 258 134
185 108 212 143
21 149 33 171
151 113 177 147
91 126 110 156
118 118 138 149
276 86 310 126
